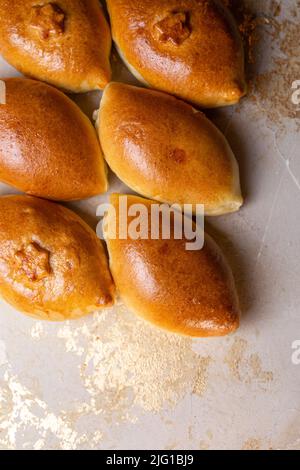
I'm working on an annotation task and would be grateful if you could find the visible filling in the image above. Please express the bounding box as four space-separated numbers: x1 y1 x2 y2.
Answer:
153 12 191 45
169 148 187 164
14 242 51 282
29 3 66 40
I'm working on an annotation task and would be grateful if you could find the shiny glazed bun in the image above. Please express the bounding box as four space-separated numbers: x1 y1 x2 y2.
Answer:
99 83 243 216
106 0 246 107
0 78 108 200
0 0 112 92
0 195 115 320
104 194 240 337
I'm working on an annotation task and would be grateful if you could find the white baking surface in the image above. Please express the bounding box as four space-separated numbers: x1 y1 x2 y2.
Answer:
0 0 299 450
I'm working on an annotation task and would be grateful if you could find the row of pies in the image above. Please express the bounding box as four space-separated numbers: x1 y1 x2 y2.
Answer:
0 78 242 215
0 194 240 337
0 0 246 107
0 0 245 337
0 78 241 336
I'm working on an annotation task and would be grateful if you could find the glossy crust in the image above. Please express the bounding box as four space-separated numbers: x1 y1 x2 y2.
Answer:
0 195 115 320
0 0 111 92
99 83 243 216
104 194 240 337
107 0 246 107
0 78 108 200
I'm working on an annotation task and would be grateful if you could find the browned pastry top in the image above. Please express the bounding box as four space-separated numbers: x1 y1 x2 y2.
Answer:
107 0 246 107
0 78 107 200
104 194 240 337
0 195 115 320
0 0 112 92
99 82 242 216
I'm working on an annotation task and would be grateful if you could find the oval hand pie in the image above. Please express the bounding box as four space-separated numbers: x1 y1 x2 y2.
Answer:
0 195 115 321
99 82 243 216
0 0 112 92
107 0 246 107
0 78 108 200
104 194 240 337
